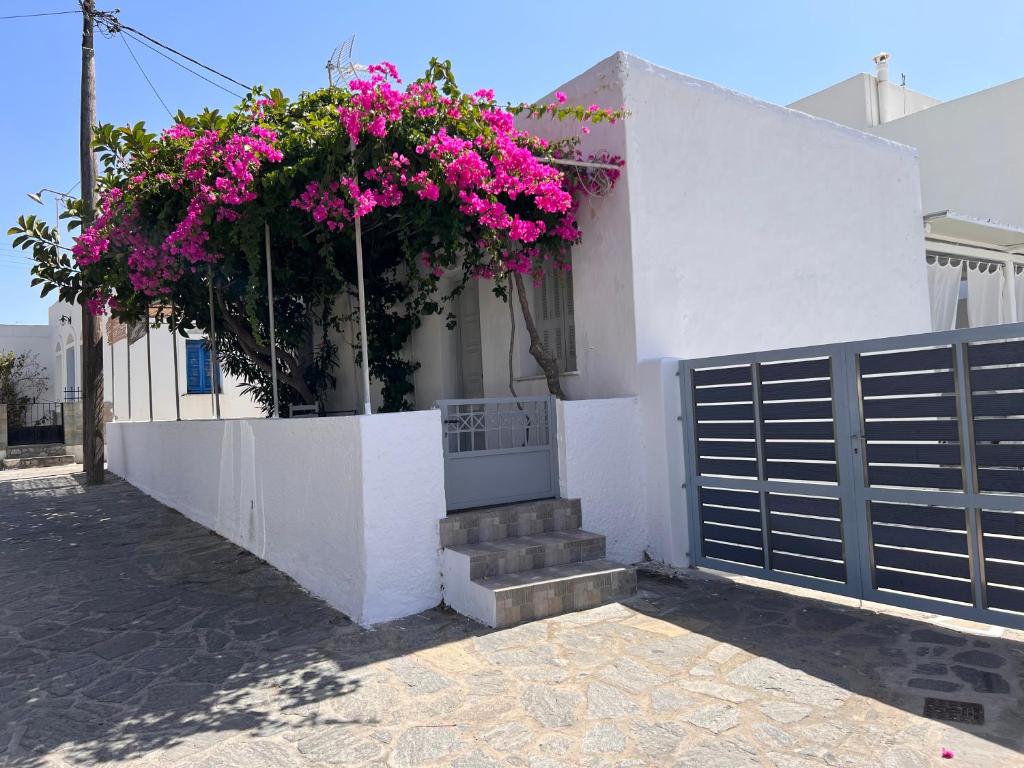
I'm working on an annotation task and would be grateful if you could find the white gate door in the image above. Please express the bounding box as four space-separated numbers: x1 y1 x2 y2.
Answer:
438 397 559 511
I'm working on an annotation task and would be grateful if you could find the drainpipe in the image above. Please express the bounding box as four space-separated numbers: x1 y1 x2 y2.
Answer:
872 52 891 126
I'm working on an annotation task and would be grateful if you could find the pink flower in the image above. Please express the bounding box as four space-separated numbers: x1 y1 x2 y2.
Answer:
941 748 954 760
555 91 567 104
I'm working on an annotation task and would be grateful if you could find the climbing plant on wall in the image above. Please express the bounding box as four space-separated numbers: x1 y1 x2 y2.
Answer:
10 59 623 412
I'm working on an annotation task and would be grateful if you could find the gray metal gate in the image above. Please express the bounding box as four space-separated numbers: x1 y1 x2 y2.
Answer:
679 323 1024 629
438 397 558 511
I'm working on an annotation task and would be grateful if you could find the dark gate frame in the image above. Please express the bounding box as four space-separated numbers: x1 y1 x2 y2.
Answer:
6 402 66 447
679 322 1024 630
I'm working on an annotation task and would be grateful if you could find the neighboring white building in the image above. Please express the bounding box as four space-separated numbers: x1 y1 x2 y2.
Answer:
3 299 261 421
0 323 52 391
790 53 1024 329
103 310 261 422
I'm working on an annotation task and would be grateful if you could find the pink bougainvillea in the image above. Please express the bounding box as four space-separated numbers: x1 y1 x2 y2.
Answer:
291 62 619 281
72 61 625 313
73 104 284 306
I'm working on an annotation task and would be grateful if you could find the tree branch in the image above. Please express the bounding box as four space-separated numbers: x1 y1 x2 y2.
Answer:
214 291 317 404
512 271 566 400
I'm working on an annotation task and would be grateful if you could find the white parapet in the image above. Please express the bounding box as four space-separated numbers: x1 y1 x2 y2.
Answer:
557 397 648 564
106 410 446 626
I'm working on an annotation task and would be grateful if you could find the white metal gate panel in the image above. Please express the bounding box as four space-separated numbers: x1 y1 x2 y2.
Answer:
438 397 558 511
679 323 1024 630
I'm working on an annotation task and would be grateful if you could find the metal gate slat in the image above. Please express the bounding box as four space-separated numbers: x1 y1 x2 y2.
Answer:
680 322 1024 630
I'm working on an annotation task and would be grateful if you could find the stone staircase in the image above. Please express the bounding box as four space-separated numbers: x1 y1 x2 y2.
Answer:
440 498 636 628
2 444 76 470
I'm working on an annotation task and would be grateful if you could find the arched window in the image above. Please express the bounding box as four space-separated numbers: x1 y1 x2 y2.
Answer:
65 334 76 395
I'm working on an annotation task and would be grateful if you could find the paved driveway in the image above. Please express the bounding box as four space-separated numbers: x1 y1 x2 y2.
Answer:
1 468 1021 767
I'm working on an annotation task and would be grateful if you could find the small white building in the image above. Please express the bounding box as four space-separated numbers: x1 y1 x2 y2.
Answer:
790 53 1024 329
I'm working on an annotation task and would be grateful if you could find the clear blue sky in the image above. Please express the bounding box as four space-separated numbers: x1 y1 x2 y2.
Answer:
2 0 1022 324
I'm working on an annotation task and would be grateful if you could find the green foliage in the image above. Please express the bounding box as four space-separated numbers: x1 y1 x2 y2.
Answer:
0 351 48 406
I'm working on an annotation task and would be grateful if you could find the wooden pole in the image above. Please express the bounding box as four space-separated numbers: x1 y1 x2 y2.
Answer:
80 0 104 482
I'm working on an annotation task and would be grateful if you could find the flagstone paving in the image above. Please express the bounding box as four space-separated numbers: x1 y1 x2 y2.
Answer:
1 467 1022 767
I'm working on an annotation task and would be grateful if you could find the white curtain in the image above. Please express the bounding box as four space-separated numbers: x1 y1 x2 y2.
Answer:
966 261 1005 328
1016 267 1024 323
927 259 962 331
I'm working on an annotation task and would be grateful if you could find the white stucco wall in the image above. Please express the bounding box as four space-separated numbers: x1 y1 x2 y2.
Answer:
106 411 446 625
557 397 647 563
637 359 690 567
622 54 932 362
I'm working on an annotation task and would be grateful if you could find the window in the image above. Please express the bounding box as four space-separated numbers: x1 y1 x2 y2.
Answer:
529 267 577 374
186 339 221 394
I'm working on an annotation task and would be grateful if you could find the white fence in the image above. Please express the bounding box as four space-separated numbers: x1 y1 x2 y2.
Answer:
106 411 446 625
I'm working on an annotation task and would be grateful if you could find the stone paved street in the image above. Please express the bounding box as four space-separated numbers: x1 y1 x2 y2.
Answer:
1 467 1022 767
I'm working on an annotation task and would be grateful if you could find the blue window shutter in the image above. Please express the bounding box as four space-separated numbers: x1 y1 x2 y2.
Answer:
186 340 202 393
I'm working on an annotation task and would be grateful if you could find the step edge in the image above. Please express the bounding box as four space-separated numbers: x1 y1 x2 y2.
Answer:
445 530 606 558
473 562 636 593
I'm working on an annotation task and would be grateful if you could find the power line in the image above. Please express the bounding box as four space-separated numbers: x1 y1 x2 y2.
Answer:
121 29 247 100
0 9 80 20
114 21 252 92
118 31 173 118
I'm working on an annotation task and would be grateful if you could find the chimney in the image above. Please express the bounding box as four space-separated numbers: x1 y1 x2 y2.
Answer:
873 52 890 83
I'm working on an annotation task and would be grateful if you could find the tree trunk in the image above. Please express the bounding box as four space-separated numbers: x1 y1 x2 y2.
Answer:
512 271 566 400
215 291 317 405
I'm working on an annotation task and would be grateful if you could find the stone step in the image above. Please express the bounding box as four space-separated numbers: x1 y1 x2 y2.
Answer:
444 530 606 580
446 559 637 628
5 444 68 459
439 498 582 548
2 455 76 470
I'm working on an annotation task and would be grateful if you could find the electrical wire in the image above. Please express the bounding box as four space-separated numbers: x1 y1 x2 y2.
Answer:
118 31 173 118
0 10 80 20
120 29 247 100
113 21 252 92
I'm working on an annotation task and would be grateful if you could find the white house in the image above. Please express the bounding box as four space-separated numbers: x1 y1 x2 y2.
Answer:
790 53 1024 330
108 52 1005 630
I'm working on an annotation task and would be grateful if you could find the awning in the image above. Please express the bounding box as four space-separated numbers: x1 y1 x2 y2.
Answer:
924 210 1024 252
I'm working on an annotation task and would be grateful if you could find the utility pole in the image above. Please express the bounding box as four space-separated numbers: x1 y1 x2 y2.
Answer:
80 0 104 484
